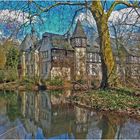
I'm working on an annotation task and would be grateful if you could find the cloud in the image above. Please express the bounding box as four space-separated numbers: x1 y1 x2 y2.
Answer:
76 8 140 27
0 9 29 24
0 30 2 36
0 9 37 26
0 9 38 39
109 8 140 25
76 11 96 27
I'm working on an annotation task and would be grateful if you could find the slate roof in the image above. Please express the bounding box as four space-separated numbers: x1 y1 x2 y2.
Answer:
20 33 38 51
20 21 139 57
20 34 32 51
41 32 73 50
87 41 100 53
72 20 87 38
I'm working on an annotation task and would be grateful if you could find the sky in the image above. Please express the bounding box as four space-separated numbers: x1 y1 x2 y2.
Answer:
0 0 139 40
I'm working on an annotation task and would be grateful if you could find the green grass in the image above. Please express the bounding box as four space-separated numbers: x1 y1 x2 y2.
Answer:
71 88 140 111
47 77 64 86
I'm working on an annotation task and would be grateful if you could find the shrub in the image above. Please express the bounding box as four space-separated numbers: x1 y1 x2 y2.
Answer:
22 76 34 84
5 69 18 82
76 79 86 85
0 70 5 83
48 90 63 95
34 76 40 85
48 76 63 86
40 78 46 85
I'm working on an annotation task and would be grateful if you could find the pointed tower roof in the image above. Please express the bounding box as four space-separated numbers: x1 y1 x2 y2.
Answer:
20 34 31 51
72 20 87 38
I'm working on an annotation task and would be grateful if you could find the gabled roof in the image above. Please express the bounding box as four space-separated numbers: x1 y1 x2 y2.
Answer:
20 33 38 51
20 34 32 51
39 37 52 52
41 32 73 50
72 20 87 38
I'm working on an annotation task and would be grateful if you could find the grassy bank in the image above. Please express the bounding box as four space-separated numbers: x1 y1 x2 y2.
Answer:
0 80 72 91
70 88 140 119
0 81 38 91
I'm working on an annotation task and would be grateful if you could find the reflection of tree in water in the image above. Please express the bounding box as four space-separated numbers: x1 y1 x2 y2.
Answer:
0 91 21 121
98 114 126 139
98 115 117 139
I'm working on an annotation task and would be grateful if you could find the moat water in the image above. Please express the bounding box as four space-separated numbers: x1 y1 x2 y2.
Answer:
0 90 140 139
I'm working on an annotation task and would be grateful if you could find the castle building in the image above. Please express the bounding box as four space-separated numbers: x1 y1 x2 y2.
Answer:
19 20 140 83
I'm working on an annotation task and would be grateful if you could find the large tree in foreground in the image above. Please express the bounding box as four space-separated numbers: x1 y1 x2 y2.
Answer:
2 1 138 88
31 0 139 89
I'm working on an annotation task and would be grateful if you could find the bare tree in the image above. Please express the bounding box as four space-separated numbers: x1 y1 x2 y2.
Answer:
110 8 140 88
1 0 139 89
29 0 140 89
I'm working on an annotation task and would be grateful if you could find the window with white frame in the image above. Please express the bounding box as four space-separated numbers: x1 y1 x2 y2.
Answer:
76 38 81 46
90 53 93 62
89 64 97 75
82 38 86 46
94 53 97 62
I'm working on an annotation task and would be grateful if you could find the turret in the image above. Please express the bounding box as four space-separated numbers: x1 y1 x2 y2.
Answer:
71 20 87 81
71 20 87 48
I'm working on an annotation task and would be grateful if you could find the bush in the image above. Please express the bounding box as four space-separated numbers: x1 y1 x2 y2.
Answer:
0 69 18 83
76 79 86 85
48 76 63 86
40 78 46 85
0 70 5 82
22 76 34 84
34 76 40 85
5 69 18 82
48 90 63 95
91 79 100 88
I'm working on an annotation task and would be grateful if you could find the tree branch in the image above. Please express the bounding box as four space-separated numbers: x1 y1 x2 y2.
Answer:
107 1 140 18
64 7 85 36
30 1 88 22
32 1 87 13
91 1 103 17
107 1 118 18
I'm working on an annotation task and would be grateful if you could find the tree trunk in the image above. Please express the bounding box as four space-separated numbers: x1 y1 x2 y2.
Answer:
95 15 118 89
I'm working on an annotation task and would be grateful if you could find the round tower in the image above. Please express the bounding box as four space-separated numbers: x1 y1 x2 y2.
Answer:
71 20 87 81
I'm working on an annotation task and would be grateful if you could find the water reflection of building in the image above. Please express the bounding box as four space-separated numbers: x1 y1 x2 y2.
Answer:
49 90 71 105
73 106 89 139
47 104 75 138
19 91 51 138
0 98 7 115
86 112 102 139
72 107 120 139
19 91 120 139
19 90 76 138
38 91 51 133
1 91 140 139
18 91 140 139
